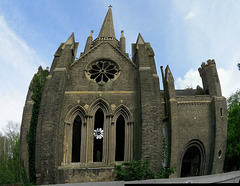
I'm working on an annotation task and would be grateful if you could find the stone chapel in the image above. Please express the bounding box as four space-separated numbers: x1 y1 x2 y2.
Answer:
20 7 227 184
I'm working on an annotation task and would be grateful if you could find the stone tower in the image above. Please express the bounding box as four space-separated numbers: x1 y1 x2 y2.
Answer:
20 7 227 184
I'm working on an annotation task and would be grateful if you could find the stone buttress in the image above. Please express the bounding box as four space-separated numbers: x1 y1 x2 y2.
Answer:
35 33 78 184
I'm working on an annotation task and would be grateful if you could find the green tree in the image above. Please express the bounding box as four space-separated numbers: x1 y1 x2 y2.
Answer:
0 121 28 184
224 90 240 172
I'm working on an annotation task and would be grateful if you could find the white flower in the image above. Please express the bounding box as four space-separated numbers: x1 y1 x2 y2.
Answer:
93 128 104 139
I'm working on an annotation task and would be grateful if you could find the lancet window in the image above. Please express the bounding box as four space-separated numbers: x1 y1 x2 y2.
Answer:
93 108 104 162
72 115 82 162
115 115 125 161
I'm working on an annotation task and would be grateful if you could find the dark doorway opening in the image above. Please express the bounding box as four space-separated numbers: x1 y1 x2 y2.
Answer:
115 115 125 161
180 146 202 177
93 108 104 162
72 115 82 162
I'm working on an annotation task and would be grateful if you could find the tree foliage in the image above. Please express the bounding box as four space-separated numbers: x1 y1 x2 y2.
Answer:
224 90 240 172
0 121 28 185
27 66 49 184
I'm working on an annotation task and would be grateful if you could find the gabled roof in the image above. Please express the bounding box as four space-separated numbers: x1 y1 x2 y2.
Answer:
71 41 136 69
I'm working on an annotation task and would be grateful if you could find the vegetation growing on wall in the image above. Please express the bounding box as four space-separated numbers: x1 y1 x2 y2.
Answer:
27 66 49 184
114 137 175 181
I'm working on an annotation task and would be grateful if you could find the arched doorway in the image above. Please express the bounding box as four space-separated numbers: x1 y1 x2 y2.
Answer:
115 115 125 161
72 115 82 162
180 143 204 177
93 108 104 162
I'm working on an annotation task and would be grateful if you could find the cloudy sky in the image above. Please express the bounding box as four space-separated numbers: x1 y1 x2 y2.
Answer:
0 0 240 132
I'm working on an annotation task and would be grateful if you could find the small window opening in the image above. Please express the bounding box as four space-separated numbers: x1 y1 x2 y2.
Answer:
220 107 223 117
218 149 222 158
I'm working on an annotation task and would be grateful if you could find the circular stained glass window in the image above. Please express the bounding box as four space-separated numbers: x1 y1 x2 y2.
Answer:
86 60 120 84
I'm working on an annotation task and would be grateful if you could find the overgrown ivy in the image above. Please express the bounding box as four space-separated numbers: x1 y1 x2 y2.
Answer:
27 66 49 184
114 137 176 181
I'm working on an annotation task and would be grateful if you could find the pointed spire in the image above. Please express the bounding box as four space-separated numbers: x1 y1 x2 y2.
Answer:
136 33 145 49
65 32 75 45
165 65 174 82
120 30 126 53
165 65 176 99
84 30 93 53
98 6 115 39
62 32 75 49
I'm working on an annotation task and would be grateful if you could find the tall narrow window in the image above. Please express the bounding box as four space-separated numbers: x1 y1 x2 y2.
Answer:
115 115 125 161
72 115 82 162
93 109 104 162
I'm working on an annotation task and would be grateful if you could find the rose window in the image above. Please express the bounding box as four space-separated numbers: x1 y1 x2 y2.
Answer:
86 60 120 84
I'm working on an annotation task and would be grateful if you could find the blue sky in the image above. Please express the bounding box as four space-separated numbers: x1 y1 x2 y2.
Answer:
1 0 240 132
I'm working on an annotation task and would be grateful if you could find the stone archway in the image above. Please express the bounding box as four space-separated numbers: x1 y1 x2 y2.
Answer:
180 140 205 177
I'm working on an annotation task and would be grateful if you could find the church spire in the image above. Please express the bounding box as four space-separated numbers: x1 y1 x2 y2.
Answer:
98 5 115 39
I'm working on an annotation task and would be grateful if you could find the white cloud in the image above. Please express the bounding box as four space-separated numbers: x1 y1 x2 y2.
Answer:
0 16 45 132
217 67 240 98
0 16 43 78
184 11 196 20
175 67 240 98
175 69 201 89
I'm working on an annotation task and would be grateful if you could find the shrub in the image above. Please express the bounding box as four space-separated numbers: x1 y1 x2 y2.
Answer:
114 138 175 181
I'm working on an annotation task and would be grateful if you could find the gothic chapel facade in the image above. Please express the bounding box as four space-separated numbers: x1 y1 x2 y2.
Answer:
20 7 227 184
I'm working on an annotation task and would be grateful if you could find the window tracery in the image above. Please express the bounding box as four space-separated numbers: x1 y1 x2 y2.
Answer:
86 60 120 84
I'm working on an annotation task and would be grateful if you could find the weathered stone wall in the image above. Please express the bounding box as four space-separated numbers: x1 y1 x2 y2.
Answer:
59 167 115 183
35 44 75 184
210 96 227 174
20 83 33 180
175 96 212 176
133 41 163 172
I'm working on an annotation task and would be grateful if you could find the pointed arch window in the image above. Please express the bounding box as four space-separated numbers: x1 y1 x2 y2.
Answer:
63 105 87 166
115 115 125 161
112 106 134 163
93 108 104 162
72 115 82 162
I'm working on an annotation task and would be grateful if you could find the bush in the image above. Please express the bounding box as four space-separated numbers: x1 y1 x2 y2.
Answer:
114 137 175 181
114 157 175 181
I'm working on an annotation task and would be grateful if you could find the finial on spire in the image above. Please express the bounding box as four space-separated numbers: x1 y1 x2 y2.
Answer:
89 30 93 37
121 30 124 38
108 5 112 8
